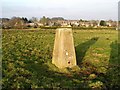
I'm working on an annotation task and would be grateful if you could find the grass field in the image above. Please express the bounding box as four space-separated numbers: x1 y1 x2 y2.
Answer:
2 29 120 89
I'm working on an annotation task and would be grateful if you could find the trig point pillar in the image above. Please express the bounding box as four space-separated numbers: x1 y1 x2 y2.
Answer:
52 28 76 68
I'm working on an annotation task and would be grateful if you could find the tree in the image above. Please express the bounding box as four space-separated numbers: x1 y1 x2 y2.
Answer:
40 16 51 26
30 17 38 23
100 20 106 26
22 17 28 23
51 17 64 21
1 18 10 29
53 22 61 26
79 19 83 22
8 17 25 29
40 16 46 25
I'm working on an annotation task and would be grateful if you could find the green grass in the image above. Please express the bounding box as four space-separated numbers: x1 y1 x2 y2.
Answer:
2 29 119 89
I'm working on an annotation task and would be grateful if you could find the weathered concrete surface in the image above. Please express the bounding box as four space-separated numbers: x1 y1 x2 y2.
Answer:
52 28 76 68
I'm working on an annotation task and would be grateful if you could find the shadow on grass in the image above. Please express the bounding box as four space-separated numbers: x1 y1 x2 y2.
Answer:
24 36 101 88
104 41 120 89
25 62 87 88
75 37 99 66
109 41 119 64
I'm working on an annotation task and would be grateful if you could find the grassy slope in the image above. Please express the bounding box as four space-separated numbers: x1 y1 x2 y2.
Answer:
2 29 119 89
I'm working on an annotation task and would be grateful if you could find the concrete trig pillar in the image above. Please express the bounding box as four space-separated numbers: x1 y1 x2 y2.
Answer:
52 28 76 68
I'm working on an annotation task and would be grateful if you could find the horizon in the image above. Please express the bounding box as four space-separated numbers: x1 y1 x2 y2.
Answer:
2 0 119 21
0 16 118 21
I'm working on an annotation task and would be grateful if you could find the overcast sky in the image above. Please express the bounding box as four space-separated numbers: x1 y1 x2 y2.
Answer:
2 0 119 20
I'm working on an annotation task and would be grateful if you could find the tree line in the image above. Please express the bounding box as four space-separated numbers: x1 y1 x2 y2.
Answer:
0 16 118 29
1 16 63 29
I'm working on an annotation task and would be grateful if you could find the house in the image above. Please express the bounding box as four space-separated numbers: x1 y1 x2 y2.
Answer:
106 21 117 27
48 22 55 26
27 23 35 26
37 23 44 26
